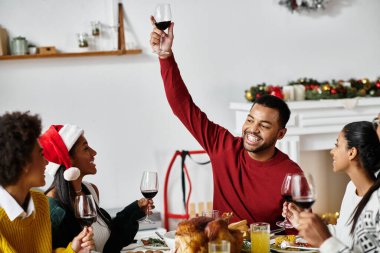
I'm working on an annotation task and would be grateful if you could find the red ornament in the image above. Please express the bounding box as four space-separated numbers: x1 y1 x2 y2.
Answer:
270 87 284 99
331 89 337 94
376 81 380 88
256 93 261 98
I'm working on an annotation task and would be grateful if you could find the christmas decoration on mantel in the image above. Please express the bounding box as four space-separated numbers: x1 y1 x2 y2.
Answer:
245 78 380 102
279 0 329 12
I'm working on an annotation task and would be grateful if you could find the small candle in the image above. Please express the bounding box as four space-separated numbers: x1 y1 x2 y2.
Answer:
282 86 295 101
294 85 305 101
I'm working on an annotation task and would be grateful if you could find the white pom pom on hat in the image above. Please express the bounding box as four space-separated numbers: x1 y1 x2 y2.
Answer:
63 167 81 181
39 124 84 181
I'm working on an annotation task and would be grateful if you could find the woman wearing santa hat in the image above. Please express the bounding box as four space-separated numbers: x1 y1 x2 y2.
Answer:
39 124 153 253
0 112 94 253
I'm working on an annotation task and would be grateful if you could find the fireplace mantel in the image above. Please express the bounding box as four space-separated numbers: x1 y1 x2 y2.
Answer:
230 97 380 163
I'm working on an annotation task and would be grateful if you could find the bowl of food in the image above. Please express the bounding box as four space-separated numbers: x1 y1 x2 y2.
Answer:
163 230 176 250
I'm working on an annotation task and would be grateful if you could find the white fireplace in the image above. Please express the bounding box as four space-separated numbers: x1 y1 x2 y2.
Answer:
230 97 380 213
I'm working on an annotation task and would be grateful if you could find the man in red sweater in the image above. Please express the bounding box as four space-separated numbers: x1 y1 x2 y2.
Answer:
150 18 302 228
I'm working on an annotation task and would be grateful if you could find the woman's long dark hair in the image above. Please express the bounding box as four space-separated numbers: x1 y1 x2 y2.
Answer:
44 152 112 228
344 121 380 234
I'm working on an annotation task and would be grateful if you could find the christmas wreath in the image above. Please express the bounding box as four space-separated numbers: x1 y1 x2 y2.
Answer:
279 0 329 12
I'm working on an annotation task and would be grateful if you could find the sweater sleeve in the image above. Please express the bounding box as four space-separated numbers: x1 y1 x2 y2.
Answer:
160 55 235 154
320 237 348 253
327 224 336 237
320 190 380 253
54 243 75 253
103 201 142 253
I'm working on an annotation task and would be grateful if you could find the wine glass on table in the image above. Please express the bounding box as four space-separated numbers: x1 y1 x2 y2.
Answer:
276 173 295 229
291 173 316 211
153 3 172 55
139 171 159 223
74 195 97 227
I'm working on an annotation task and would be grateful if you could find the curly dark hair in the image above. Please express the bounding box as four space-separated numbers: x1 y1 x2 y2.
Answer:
0 111 42 187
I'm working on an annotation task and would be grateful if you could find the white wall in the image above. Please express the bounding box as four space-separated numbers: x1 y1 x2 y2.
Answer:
1 0 380 214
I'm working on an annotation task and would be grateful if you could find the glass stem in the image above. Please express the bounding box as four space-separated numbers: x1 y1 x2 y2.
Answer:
144 198 151 221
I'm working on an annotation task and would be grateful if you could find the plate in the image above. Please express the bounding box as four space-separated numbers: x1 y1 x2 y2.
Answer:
143 245 170 250
140 237 170 250
270 236 319 252
270 244 319 252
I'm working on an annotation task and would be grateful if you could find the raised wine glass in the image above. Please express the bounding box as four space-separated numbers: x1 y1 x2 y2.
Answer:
139 171 159 223
291 173 316 211
153 3 172 55
74 195 97 228
276 173 295 228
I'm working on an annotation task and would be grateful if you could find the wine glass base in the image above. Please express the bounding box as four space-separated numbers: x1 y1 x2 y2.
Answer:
276 220 294 229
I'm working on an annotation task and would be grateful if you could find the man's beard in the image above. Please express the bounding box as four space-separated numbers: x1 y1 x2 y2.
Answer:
243 132 277 154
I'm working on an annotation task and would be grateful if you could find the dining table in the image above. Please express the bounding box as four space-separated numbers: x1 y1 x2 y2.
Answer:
120 227 318 253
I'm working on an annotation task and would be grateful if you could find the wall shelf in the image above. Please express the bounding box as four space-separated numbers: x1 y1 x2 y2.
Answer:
0 3 141 61
0 49 142 60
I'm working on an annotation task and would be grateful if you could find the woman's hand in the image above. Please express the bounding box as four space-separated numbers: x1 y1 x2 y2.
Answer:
138 198 155 215
71 226 95 253
297 212 331 247
150 16 174 58
282 202 302 227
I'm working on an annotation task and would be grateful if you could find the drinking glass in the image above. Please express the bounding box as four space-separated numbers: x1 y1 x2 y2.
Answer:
250 222 270 253
208 240 230 253
74 195 97 227
91 21 101 36
202 210 220 219
276 173 295 228
139 171 159 223
77 33 89 48
153 3 172 55
291 173 316 211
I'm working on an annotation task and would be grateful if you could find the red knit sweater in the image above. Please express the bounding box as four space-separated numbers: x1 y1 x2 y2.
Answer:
160 56 302 228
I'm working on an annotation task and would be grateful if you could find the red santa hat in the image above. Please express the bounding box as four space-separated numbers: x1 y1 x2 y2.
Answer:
39 124 84 181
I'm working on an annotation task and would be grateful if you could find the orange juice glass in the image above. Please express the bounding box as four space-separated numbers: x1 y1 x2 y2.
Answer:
250 222 270 253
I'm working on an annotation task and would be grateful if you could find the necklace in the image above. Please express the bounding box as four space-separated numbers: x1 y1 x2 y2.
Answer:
75 188 82 194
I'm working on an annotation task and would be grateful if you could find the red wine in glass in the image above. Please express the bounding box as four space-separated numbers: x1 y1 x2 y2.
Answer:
281 194 293 203
153 4 172 54
292 197 315 209
155 21 171 31
79 215 97 227
139 171 159 223
75 195 97 228
292 173 316 211
141 190 158 199
276 173 296 229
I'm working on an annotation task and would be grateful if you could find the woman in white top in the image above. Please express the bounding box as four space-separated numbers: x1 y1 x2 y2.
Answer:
284 121 380 252
39 124 153 253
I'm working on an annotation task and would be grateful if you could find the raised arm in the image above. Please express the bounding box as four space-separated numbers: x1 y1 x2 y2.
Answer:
149 17 235 155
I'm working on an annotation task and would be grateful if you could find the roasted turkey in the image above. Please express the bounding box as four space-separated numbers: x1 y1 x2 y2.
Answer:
174 217 244 253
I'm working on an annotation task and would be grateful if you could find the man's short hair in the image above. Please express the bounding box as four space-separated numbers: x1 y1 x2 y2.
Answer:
253 95 290 128
0 111 42 186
